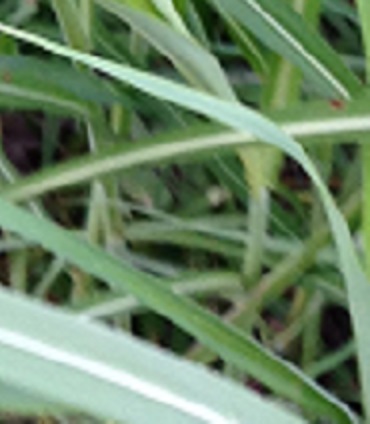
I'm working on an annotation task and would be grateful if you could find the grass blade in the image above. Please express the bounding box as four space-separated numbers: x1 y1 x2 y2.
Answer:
50 0 91 51
4 102 370 202
206 0 361 98
0 55 115 115
0 382 67 415
96 0 235 99
0 196 354 423
0 22 367 422
0 286 306 423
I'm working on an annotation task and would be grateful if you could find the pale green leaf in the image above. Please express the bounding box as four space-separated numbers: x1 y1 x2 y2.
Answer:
0 286 306 423
206 0 361 98
0 23 365 422
96 0 235 99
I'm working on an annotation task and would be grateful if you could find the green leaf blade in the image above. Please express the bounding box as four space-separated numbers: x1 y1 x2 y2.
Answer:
0 286 307 424
207 0 362 98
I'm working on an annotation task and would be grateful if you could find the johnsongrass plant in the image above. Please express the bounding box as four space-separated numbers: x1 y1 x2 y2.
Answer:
0 0 370 422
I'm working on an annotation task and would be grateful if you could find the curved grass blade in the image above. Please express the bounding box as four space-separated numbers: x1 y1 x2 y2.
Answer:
0 197 354 423
0 22 367 421
4 103 370 202
0 286 306 424
96 0 235 100
206 0 362 99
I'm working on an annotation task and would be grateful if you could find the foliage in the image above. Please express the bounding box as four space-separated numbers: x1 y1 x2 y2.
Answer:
0 0 369 423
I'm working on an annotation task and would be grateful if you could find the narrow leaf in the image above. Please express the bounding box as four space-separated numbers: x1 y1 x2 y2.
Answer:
0 23 366 422
96 0 235 99
206 0 362 98
4 96 370 202
0 196 352 423
0 286 306 423
0 55 116 115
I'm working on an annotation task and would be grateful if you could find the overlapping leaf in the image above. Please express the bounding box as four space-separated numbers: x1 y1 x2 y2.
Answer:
206 0 361 98
0 286 305 423
0 55 116 115
4 92 370 202
96 0 235 99
0 22 363 422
